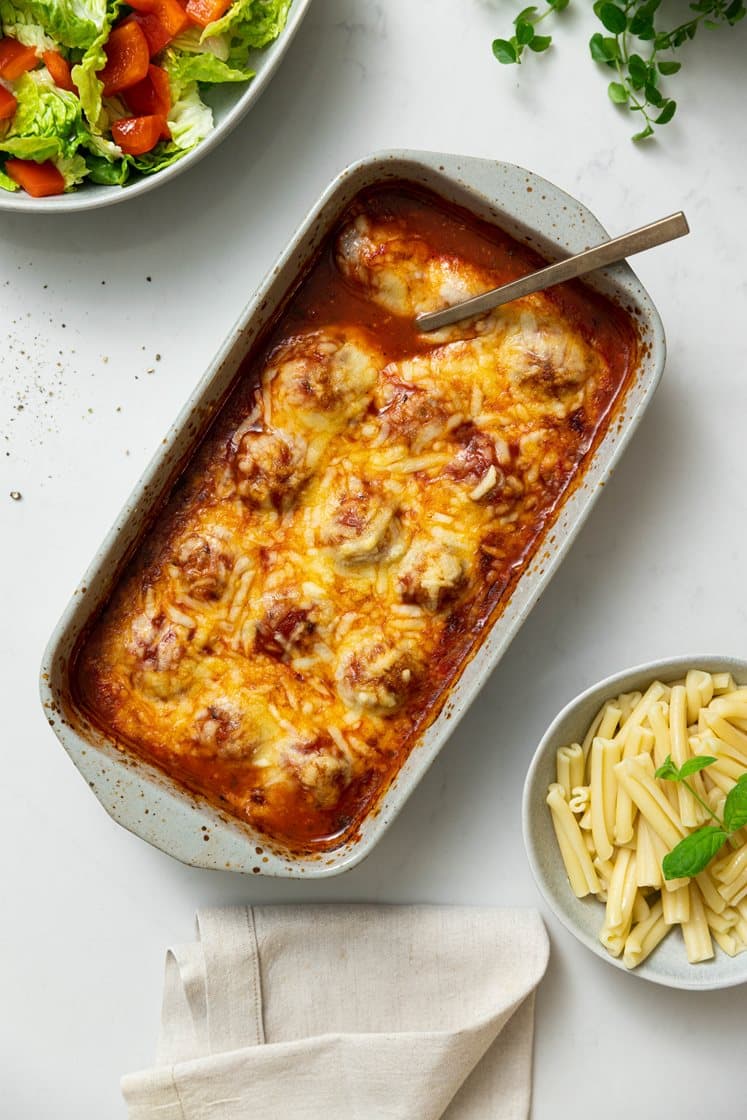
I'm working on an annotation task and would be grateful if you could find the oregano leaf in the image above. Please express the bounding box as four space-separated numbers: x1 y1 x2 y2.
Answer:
516 20 536 45
492 38 518 64
655 98 676 123
608 80 629 103
599 2 627 33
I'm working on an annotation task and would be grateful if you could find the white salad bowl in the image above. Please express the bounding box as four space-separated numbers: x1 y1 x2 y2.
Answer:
523 654 747 990
0 0 311 213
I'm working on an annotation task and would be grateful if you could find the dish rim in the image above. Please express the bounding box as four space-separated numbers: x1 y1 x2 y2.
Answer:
0 0 312 214
522 652 747 990
40 148 667 876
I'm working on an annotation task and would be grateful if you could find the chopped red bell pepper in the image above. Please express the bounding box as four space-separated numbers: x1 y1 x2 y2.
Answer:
124 64 171 120
5 158 65 197
0 84 17 120
0 37 39 80
185 0 232 28
111 114 168 155
124 0 190 55
42 50 76 93
98 22 150 96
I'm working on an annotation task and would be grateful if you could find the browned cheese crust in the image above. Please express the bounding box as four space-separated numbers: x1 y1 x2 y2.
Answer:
74 185 638 849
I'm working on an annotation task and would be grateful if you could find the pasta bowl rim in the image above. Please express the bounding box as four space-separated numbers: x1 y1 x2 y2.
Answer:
522 653 747 991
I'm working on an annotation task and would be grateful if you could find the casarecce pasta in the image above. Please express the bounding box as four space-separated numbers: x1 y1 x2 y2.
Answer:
548 669 747 967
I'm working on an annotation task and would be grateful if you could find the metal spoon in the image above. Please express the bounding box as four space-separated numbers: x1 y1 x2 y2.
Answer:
415 211 689 333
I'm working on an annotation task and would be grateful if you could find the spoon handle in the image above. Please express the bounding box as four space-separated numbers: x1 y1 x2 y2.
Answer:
416 211 689 333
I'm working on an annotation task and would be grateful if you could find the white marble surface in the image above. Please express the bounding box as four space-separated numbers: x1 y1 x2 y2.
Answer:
2 1 746 1116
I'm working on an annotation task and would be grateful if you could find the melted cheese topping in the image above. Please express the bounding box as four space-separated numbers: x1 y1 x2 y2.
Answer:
75 187 636 851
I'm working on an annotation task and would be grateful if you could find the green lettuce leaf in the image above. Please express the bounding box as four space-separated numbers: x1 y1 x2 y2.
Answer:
0 71 85 161
0 2 58 50
0 167 20 192
70 1 119 128
166 81 213 150
130 142 189 175
0 0 108 49
85 129 122 159
170 27 230 60
162 47 253 91
55 151 89 188
202 0 290 46
85 150 129 184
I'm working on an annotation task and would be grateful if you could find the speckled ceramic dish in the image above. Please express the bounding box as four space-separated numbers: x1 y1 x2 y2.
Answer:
0 0 311 214
523 654 747 990
41 150 666 876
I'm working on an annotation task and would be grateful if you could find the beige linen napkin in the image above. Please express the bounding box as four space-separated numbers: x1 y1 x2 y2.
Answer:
122 905 548 1120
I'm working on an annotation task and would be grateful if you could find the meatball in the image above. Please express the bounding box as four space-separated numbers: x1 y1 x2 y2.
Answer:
175 533 233 602
336 631 420 714
127 612 194 701
444 423 506 500
264 328 382 432
234 426 308 507
501 309 593 401
193 694 280 762
376 375 451 452
128 610 188 671
279 737 351 809
318 479 403 565
254 594 318 660
336 214 487 328
398 539 466 611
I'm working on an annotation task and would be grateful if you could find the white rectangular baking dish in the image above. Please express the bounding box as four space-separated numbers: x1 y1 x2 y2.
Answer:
40 150 666 877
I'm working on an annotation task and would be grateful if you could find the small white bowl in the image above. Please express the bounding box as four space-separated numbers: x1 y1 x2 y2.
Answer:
0 0 311 213
522 654 747 990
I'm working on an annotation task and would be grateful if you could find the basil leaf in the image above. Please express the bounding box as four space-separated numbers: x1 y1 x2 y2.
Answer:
655 755 680 782
662 826 729 879
608 80 629 103
529 35 552 51
723 774 747 833
678 756 717 779
658 60 682 75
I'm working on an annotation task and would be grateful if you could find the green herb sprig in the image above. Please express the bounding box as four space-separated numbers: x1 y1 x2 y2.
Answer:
492 0 567 64
492 0 746 141
655 755 747 879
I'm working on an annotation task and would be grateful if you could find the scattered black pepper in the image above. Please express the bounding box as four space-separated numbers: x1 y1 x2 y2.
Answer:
9 491 21 501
